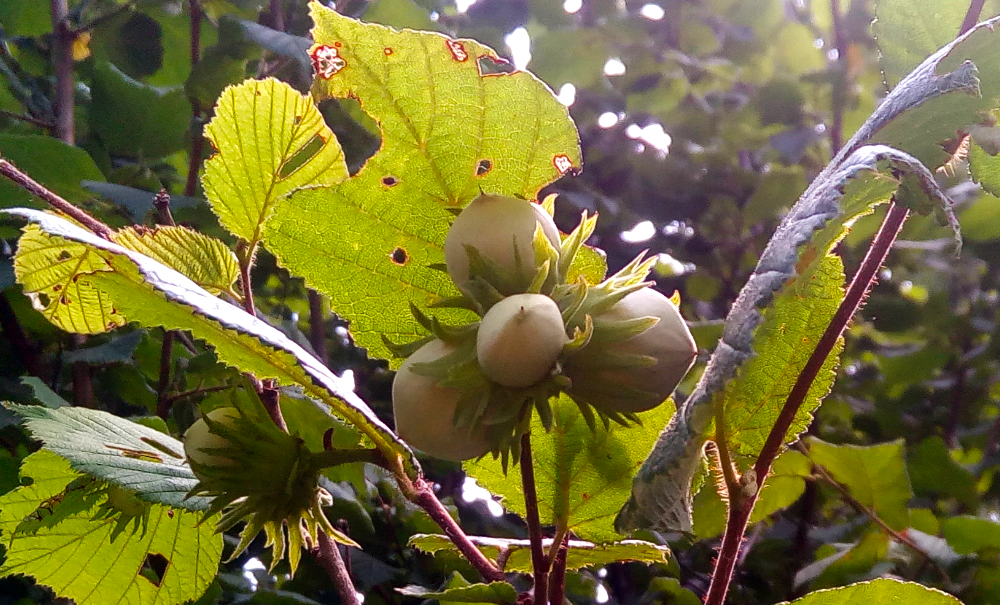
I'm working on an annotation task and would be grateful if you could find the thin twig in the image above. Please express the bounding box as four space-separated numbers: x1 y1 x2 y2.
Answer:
520 433 548 605
807 453 953 584
69 0 140 35
270 0 285 32
153 190 179 420
164 384 231 405
184 0 204 199
0 160 113 238
0 109 53 130
829 0 846 154
703 202 910 605
545 525 568 570
156 331 175 420
315 531 361 605
959 0 987 35
50 0 74 145
409 477 505 582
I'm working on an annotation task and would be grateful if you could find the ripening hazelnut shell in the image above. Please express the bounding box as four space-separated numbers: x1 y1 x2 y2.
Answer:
184 407 241 473
444 194 560 292
392 339 492 461
566 288 697 413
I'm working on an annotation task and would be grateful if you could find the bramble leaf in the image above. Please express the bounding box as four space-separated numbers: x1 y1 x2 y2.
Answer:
6 208 419 477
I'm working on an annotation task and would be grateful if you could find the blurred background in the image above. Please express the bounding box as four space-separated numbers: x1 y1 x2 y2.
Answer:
0 0 999 603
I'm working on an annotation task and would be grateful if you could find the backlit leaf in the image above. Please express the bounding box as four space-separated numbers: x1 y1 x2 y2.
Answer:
408 534 668 573
467 394 674 543
13 223 126 334
0 451 222 605
202 78 349 245
113 225 240 296
777 578 961 605
260 2 581 362
6 208 419 477
807 437 913 531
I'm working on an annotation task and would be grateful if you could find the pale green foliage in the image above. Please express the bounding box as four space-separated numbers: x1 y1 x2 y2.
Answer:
0 451 222 605
778 578 962 605
467 394 674 543
808 437 914 531
14 224 125 334
112 225 240 296
409 534 668 572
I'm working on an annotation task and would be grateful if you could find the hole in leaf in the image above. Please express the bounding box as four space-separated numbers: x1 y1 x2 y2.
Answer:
140 553 169 587
553 154 576 175
293 115 302 125
140 436 183 459
384 47 393 55
52 284 62 292
476 159 492 176
59 295 70 305
382 176 399 187
317 99 379 175
311 45 347 79
447 39 468 62
167 509 174 518
36 293 50 307
389 247 408 265
57 251 71 261
478 56 515 75
279 134 326 179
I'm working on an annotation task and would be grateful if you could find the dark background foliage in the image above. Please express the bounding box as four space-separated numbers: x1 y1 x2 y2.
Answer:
0 0 997 604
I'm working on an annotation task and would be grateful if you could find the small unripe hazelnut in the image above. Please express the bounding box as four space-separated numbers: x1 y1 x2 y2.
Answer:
477 293 568 388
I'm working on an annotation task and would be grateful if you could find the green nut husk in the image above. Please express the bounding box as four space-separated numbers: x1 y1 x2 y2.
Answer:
183 381 356 576
389 193 697 465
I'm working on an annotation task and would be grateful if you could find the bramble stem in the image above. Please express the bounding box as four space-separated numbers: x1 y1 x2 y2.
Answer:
520 433 548 605
703 201 910 605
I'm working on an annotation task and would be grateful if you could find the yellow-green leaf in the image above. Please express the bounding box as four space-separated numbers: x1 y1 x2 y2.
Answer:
13 223 126 334
202 77 349 245
113 225 240 296
0 450 222 605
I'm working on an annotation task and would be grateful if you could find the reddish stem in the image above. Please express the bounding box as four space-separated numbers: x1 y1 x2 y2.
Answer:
520 433 548 605
411 477 505 582
703 202 910 605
